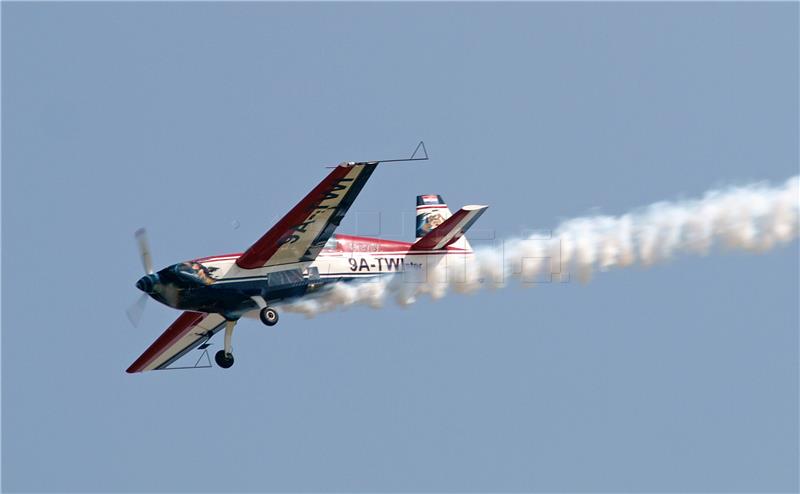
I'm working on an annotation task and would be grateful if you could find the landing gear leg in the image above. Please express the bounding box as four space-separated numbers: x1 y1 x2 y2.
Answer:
214 319 236 369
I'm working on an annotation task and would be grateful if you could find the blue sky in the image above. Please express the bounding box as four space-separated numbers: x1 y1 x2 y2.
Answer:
2 3 798 492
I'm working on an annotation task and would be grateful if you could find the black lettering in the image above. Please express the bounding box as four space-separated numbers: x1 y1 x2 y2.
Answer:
294 220 314 233
323 178 354 201
386 258 402 271
308 205 328 214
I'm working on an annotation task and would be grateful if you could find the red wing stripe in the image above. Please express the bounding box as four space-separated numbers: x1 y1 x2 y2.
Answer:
236 165 352 269
126 311 207 373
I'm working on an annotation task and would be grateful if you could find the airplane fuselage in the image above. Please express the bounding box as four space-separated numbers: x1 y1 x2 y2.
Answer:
136 233 471 320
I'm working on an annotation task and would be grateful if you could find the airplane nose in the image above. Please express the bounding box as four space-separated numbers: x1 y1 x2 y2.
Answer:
136 274 156 293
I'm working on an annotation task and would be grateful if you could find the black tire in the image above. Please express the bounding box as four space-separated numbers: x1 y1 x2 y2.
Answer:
215 350 234 369
259 307 279 326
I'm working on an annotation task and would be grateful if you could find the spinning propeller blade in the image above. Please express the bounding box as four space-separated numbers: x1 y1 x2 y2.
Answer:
126 293 148 327
135 228 154 275
128 227 155 328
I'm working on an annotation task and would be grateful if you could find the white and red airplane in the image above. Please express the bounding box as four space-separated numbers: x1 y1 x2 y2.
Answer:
126 145 487 372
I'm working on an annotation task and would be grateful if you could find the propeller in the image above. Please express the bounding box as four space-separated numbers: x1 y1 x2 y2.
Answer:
127 228 154 327
126 293 148 327
135 228 154 275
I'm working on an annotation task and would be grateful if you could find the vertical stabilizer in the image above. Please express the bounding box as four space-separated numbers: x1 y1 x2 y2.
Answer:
416 195 479 250
416 195 452 240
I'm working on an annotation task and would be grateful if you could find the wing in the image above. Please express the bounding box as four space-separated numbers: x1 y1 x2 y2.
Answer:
126 311 227 373
235 162 378 269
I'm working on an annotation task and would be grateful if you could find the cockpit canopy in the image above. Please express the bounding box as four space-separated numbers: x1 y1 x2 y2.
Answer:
159 261 216 287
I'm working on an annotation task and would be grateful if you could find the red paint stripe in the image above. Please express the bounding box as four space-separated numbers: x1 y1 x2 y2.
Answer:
318 249 467 255
374 250 469 255
126 311 207 373
193 253 242 263
334 234 414 251
236 165 353 269
193 232 466 266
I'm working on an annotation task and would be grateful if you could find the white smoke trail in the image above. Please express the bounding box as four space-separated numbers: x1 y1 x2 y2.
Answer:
280 176 800 317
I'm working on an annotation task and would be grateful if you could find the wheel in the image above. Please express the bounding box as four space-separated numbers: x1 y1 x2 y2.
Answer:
215 349 234 369
259 307 279 326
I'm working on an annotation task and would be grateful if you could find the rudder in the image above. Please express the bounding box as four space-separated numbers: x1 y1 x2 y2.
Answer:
416 195 452 240
415 195 486 251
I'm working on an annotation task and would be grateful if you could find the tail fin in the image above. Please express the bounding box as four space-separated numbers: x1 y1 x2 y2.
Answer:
416 195 452 240
414 195 487 251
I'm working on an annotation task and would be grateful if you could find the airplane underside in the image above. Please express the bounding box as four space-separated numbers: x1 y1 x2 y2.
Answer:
167 272 369 320
144 271 380 371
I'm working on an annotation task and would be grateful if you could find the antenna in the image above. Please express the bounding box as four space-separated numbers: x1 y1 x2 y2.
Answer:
378 140 428 163
328 141 429 168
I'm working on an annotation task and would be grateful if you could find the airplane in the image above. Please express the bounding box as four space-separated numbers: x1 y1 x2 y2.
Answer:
126 143 487 373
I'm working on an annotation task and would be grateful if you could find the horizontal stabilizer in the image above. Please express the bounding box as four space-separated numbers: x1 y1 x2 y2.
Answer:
410 205 488 251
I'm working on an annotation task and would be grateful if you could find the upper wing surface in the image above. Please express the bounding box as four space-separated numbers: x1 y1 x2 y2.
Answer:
236 163 378 269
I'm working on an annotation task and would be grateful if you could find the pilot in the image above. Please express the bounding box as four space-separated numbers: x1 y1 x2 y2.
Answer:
190 262 216 285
